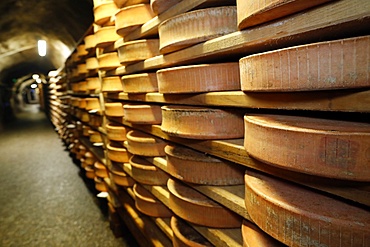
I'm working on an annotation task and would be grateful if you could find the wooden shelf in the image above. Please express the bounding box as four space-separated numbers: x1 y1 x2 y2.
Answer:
109 0 369 76
106 89 370 113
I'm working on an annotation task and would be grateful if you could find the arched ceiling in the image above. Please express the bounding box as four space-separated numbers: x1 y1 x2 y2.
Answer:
0 0 94 86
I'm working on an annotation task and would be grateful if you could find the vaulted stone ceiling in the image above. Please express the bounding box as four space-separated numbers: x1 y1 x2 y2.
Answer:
0 0 93 85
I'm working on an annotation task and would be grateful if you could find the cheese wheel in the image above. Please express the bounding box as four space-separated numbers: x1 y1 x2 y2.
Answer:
242 220 285 247
85 58 99 72
106 122 128 141
77 64 88 76
97 52 121 71
94 161 109 178
168 178 242 228
115 4 155 36
244 114 370 181
95 26 121 48
244 170 370 247
161 105 244 139
94 177 108 192
77 98 87 109
89 130 103 143
123 103 162 124
84 152 96 166
150 0 181 15
85 165 95 179
133 183 173 217
237 0 334 30
84 34 97 50
85 98 100 111
157 63 240 93
115 39 160 65
101 76 123 92
121 73 158 93
110 168 135 187
240 36 370 91
129 155 170 185
113 0 128 8
126 130 167 156
107 142 130 163
165 144 244 185
158 7 238 54
86 77 100 91
94 2 118 26
104 102 124 117
77 44 88 57
171 216 213 247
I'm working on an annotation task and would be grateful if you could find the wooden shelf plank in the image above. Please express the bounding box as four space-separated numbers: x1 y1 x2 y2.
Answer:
192 224 243 247
114 0 369 75
107 89 370 113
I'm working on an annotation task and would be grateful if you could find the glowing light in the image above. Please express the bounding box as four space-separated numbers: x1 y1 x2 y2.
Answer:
32 74 40 80
30 84 37 89
36 78 42 84
38 40 47 57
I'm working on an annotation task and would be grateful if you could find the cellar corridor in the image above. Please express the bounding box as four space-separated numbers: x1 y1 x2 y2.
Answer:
0 110 136 247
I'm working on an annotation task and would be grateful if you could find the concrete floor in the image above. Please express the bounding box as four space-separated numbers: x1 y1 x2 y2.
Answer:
0 110 137 247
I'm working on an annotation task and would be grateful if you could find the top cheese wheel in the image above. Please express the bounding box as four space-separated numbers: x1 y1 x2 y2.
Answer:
244 114 370 181
158 6 238 54
239 36 370 92
237 0 334 30
244 169 370 247
150 0 181 15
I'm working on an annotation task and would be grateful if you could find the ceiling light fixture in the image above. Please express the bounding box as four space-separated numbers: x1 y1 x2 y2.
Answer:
38 40 47 57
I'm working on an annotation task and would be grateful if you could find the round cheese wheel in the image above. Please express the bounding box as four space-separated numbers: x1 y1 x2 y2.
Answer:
77 64 88 76
85 165 95 179
161 105 244 139
106 122 128 141
85 98 100 111
165 144 244 185
94 161 109 178
242 220 285 247
244 114 370 181
104 102 124 117
77 44 88 57
157 63 240 93
115 0 148 8
129 155 170 185
158 6 238 54
94 176 108 192
94 2 118 26
95 26 121 48
171 216 213 247
77 98 87 109
84 151 96 166
150 0 181 15
89 130 103 143
97 52 121 71
107 142 130 163
110 168 135 187
244 169 370 247
133 183 173 217
115 4 155 36
121 73 158 93
84 34 97 50
123 103 162 124
126 130 167 156
115 39 160 65
86 77 100 91
101 76 123 92
240 36 370 92
168 178 242 228
86 58 99 72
